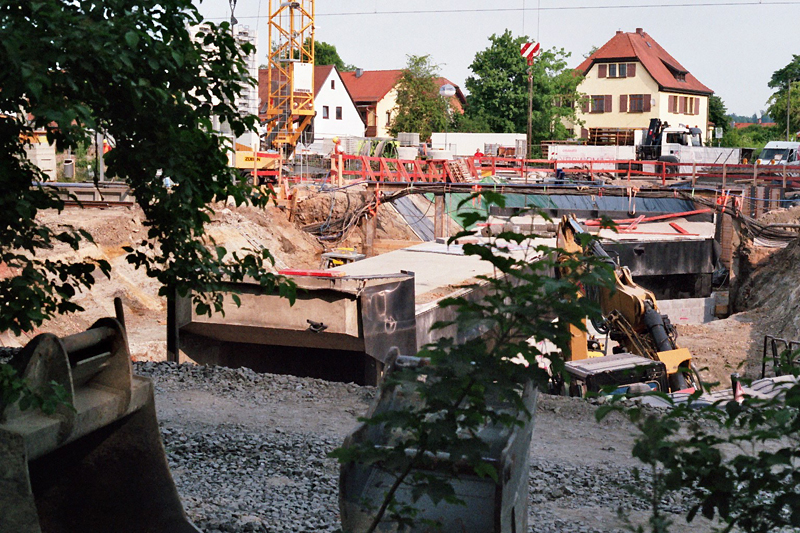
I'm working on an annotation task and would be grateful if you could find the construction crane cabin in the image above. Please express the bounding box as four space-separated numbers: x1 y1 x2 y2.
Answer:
264 0 315 158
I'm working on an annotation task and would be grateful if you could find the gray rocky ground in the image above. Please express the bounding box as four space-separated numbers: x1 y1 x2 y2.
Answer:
137 362 715 533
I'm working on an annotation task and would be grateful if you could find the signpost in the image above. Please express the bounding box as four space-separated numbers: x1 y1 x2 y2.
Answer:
439 83 457 152
521 42 541 159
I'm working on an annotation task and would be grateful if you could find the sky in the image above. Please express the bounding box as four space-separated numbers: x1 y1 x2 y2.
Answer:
197 0 800 117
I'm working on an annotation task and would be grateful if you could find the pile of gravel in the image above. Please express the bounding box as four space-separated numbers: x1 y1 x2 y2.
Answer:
164 426 340 533
134 362 688 533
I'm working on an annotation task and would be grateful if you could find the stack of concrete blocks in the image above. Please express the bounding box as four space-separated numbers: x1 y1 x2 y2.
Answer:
658 296 716 325
24 137 57 181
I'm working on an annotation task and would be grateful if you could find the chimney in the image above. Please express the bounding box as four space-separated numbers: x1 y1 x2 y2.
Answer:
636 28 644 35
355 68 364 78
616 30 622 35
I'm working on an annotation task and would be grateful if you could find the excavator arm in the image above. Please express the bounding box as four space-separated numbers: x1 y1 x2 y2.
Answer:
557 215 697 392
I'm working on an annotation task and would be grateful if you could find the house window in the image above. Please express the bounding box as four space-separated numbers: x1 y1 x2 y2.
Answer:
629 94 644 113
336 106 342 120
590 95 611 113
604 63 630 78
331 80 335 90
322 106 329 119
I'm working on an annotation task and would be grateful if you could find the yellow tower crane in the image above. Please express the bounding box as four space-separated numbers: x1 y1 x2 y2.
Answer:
264 0 315 156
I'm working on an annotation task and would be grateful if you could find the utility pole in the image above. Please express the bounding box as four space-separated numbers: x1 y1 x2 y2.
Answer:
527 67 533 159
787 79 793 141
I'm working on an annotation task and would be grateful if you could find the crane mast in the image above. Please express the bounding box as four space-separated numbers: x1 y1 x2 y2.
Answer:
264 0 315 155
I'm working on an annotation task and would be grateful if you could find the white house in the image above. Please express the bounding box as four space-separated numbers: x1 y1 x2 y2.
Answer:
311 65 365 143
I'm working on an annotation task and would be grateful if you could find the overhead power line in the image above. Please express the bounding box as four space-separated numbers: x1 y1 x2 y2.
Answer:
211 1 800 20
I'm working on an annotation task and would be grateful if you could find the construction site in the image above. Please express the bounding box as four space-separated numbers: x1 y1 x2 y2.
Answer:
4 1 800 532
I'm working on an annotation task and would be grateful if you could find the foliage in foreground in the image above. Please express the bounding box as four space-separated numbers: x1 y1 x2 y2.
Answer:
599 366 800 533
0 0 294 336
331 194 615 532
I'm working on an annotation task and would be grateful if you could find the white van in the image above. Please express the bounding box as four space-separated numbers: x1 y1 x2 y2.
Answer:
756 141 800 165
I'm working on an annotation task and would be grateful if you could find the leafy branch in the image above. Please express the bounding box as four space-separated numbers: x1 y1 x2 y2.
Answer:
331 193 615 531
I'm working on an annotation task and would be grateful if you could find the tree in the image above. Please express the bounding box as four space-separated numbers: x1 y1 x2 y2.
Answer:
388 55 450 141
464 30 583 144
0 1 293 337
314 40 355 72
707 95 728 132
766 56 800 139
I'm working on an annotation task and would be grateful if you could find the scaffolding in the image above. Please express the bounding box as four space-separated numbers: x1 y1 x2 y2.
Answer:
264 0 315 154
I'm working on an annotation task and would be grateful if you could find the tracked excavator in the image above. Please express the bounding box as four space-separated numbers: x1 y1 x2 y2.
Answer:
556 215 699 394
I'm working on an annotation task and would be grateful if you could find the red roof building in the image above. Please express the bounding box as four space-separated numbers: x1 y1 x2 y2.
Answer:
569 28 714 141
340 69 465 137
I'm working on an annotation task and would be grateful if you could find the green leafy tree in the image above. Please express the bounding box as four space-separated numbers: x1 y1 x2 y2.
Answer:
464 30 583 144
766 56 800 139
1 0 293 408
331 196 614 531
388 55 450 141
707 95 728 132
719 123 782 152
314 39 355 72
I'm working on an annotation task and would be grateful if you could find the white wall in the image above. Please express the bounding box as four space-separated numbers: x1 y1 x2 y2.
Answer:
313 69 365 141
430 132 527 156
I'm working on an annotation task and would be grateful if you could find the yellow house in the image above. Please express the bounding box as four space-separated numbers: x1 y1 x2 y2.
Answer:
571 28 713 143
340 69 466 139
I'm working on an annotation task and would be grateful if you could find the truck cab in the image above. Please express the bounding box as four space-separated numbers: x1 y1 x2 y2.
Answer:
638 119 702 162
756 141 800 166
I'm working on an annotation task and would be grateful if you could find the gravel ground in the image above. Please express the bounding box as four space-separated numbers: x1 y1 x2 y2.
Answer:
133 362 709 533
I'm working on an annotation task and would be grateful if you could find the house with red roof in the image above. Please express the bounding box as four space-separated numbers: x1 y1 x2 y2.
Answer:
572 28 713 142
340 69 466 138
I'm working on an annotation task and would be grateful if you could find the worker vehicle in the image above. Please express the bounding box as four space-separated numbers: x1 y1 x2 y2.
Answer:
547 119 743 174
755 141 800 166
635 118 741 171
556 215 699 394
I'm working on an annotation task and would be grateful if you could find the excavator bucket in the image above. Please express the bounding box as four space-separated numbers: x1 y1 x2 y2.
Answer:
0 317 200 533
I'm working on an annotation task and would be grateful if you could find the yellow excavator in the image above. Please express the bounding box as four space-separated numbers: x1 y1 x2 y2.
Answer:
557 215 698 393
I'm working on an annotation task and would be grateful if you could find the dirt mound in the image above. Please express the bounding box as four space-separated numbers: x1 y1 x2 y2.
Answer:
3 203 325 357
756 204 800 226
292 187 421 249
735 238 800 341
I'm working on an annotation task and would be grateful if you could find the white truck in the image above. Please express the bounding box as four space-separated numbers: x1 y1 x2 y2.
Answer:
755 141 800 166
548 119 741 174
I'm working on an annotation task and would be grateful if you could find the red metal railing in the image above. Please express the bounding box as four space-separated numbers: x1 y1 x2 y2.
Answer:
277 153 800 187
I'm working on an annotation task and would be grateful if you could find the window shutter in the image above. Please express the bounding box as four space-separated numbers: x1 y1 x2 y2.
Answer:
643 94 651 112
582 99 589 113
581 128 589 139
620 95 628 113
694 97 700 115
627 63 636 77
604 95 612 113
668 95 675 113
598 64 607 78
679 96 687 114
